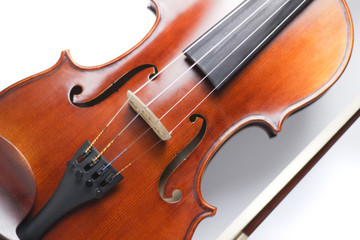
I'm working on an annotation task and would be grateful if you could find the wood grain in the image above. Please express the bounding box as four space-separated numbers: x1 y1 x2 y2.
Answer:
0 0 353 239
0 136 36 240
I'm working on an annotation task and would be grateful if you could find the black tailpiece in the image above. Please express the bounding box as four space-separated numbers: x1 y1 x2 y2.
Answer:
17 140 123 240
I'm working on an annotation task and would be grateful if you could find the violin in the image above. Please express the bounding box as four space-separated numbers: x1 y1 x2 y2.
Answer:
0 0 354 239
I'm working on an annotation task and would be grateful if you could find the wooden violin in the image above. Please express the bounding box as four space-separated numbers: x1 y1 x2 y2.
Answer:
0 0 354 239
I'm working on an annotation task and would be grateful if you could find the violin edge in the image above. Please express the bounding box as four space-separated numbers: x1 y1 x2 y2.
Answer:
0 0 162 96
191 0 354 238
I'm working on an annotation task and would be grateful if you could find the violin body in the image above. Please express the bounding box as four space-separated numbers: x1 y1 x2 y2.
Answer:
0 0 353 239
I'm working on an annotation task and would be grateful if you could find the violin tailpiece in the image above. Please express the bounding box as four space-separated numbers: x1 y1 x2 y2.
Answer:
16 141 123 240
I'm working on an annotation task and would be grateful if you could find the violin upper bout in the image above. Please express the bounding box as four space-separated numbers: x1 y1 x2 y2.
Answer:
0 136 36 240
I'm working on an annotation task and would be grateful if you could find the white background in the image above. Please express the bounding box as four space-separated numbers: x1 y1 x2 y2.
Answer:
0 0 359 239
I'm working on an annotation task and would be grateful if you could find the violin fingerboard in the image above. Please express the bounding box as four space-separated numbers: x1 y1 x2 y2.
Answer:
185 0 312 89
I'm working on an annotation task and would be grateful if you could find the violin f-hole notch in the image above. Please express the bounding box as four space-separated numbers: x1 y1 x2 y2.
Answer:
69 64 158 108
159 114 207 203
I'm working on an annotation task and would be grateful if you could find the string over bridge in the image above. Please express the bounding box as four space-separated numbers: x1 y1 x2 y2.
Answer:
127 90 171 141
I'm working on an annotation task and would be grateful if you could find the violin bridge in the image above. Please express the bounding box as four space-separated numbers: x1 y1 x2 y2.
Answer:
127 90 171 141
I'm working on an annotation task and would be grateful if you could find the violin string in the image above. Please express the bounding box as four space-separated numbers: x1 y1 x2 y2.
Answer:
116 0 308 175
85 0 252 153
171 0 308 133
94 1 272 166
91 0 258 159
107 0 306 173
93 0 271 163
101 0 275 169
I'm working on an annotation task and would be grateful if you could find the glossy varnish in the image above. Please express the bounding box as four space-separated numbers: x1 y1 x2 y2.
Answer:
0 136 35 240
0 0 353 239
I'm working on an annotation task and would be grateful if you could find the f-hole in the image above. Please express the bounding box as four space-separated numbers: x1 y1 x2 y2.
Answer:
69 64 158 107
159 114 207 203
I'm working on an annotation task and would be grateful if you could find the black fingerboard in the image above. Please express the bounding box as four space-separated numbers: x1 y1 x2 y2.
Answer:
185 0 313 89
